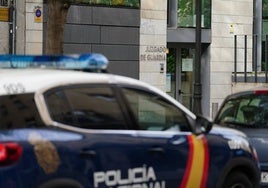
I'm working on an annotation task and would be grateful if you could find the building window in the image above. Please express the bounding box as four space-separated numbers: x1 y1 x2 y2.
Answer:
178 0 211 28
0 0 8 6
263 0 268 35
262 0 268 70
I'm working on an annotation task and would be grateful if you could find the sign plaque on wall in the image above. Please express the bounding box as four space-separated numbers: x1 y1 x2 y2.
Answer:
0 7 9 22
34 6 42 23
140 46 166 62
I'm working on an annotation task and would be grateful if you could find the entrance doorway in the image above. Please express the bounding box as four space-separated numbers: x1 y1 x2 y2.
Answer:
166 48 195 110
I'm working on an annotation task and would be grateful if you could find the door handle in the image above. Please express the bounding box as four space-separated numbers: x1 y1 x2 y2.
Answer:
148 147 165 154
80 150 96 158
169 136 187 145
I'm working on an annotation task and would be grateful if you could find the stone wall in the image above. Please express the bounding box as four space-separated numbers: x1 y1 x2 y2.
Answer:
210 0 253 115
61 5 140 78
0 22 9 53
139 0 167 91
232 82 268 93
0 5 10 53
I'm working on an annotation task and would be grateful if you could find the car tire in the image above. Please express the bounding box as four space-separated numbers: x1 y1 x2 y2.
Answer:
223 171 253 188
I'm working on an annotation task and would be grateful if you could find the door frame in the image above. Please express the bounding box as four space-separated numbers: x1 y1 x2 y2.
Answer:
167 45 195 110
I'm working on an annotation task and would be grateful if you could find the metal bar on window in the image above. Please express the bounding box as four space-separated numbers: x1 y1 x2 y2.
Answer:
266 35 268 83
244 35 247 82
254 35 258 83
234 35 237 82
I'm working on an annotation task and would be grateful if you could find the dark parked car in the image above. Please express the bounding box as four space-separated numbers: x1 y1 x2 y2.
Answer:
214 88 268 187
0 54 260 188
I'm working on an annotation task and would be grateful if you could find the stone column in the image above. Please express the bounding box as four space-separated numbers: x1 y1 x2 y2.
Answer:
24 0 43 54
139 0 167 92
0 4 10 53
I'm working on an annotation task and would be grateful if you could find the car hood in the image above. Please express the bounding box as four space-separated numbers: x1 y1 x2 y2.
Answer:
216 124 268 167
210 124 247 138
234 127 268 166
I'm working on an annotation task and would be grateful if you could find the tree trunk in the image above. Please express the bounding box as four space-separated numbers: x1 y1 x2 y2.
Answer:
45 0 70 54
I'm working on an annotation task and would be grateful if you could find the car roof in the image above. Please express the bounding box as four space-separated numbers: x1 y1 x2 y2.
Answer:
226 87 268 100
0 68 196 119
0 52 196 119
0 68 148 95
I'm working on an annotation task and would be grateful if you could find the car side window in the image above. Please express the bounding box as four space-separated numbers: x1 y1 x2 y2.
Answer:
44 85 127 130
121 88 190 131
0 94 44 128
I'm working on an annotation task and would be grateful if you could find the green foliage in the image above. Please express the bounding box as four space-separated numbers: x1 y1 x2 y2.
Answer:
262 61 267 71
61 0 140 8
178 0 193 18
167 49 176 73
264 0 268 18
177 0 211 28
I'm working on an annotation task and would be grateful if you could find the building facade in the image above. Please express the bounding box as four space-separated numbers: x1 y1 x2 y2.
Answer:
0 0 10 53
1 0 267 118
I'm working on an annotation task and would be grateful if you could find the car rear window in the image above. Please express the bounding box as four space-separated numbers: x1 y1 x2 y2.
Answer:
0 94 44 129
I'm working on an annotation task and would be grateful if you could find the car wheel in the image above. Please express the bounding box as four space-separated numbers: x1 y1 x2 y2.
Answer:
223 171 253 188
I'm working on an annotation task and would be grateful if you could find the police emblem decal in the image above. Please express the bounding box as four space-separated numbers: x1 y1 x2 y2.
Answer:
28 132 61 174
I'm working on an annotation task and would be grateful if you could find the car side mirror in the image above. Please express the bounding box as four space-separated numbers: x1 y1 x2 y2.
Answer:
195 115 213 134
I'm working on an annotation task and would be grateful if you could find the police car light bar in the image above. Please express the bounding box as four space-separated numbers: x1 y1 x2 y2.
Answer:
0 54 109 72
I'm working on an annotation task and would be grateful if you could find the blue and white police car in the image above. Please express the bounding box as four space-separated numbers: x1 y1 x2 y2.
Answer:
0 54 260 188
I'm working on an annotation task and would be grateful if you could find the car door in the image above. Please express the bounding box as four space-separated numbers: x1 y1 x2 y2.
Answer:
120 87 210 187
42 83 209 187
43 84 147 188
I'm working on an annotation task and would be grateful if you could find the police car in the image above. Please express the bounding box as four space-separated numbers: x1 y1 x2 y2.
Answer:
0 54 260 188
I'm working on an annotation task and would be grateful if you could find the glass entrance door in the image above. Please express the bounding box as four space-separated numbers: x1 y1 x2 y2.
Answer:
166 48 195 110
180 48 194 110
166 48 177 99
